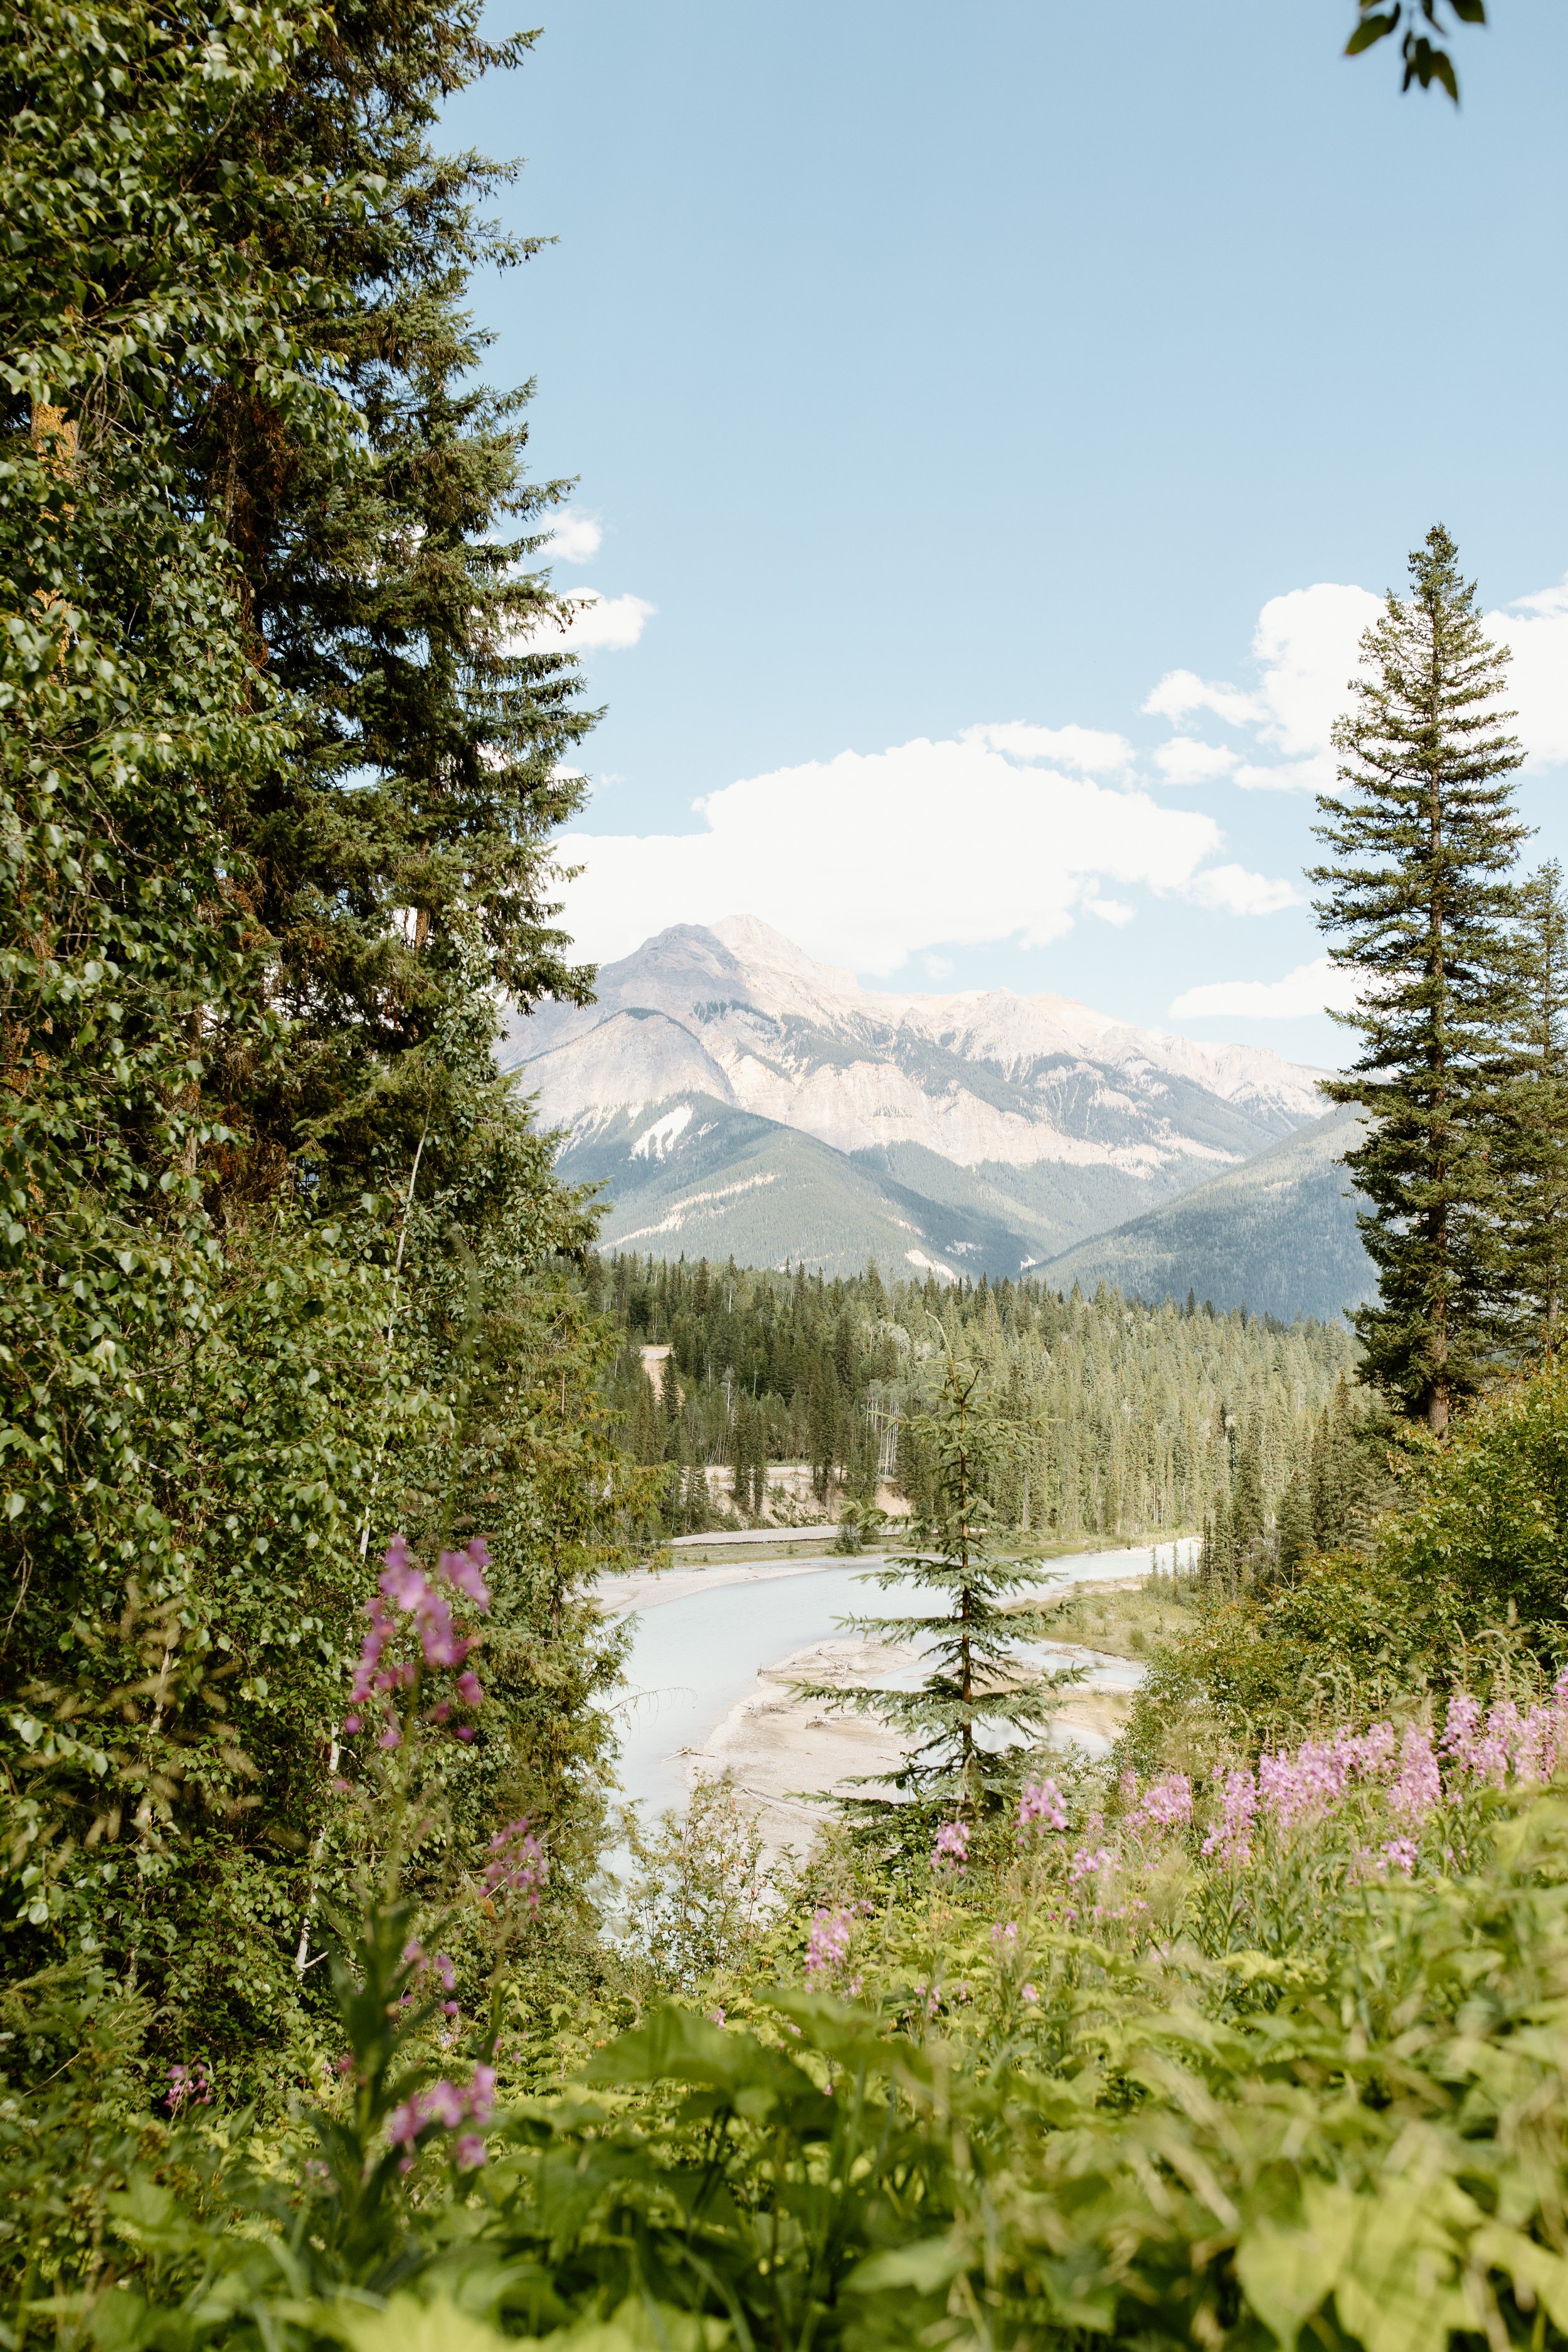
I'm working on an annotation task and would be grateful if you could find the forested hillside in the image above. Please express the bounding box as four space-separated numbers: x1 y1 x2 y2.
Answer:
595 1252 1359 1543
1041 1103 1375 1321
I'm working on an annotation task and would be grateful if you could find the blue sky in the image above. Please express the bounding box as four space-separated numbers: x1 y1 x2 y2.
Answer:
451 1 1568 1068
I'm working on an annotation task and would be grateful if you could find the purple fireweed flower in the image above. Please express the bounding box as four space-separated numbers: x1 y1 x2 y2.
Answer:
1201 1766 1258 1867
1382 1836 1418 1877
1515 1693 1568 1783
1067 1843 1114 1883
804 1904 862 1991
1441 1692 1510 1784
1125 1772 1192 1838
385 2065 495 2163
342 1537 492 1741
484 1819 548 1909
1017 1777 1069 1833
930 1820 970 1874
166 2062 211 2113
1389 1724 1441 1821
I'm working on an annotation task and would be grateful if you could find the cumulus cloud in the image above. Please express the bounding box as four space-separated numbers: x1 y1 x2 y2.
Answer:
1486 579 1568 770
556 733 1295 974
541 508 604 564
965 721 1134 771
1185 864 1301 917
1144 583 1384 793
1153 738 1238 785
1145 569 1568 794
516 588 656 655
1170 956 1363 1020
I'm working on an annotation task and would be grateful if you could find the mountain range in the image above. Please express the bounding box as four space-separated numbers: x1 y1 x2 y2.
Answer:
497 917 1370 1318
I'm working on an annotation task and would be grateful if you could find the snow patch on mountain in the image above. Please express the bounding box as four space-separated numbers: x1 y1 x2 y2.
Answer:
499 918 1329 1190
630 1104 693 1160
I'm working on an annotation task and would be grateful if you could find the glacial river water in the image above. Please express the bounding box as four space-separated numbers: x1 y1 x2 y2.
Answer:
608 1539 1196 1823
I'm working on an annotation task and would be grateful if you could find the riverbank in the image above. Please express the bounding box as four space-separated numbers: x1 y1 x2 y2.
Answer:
690 1629 1145 1865
605 1540 1191 1858
597 1534 1197 1621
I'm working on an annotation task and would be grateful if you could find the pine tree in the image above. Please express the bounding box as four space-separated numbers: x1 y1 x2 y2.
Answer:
1311 524 1527 1431
1505 861 1568 1353
1274 1466 1316 1581
795 1359 1072 1820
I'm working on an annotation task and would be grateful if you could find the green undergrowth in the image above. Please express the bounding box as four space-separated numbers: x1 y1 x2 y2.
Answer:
13 1742 1568 2350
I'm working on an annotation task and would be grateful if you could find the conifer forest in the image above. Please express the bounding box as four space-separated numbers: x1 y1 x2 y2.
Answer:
8 5 1568 2350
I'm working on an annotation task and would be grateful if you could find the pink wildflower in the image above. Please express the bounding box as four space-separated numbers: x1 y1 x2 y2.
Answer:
1067 1844 1114 1883
1390 1724 1441 1822
484 1818 548 1909
1381 1836 1418 1877
805 1903 866 1992
931 1820 970 1875
342 1537 492 1742
1201 1766 1258 1867
384 2064 495 2163
442 1539 492 1609
1125 1772 1192 1838
166 2062 211 2114
1017 1777 1069 1833
1515 1694 1568 1784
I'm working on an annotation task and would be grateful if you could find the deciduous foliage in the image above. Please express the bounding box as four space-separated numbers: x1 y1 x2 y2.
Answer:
1 0 630 2079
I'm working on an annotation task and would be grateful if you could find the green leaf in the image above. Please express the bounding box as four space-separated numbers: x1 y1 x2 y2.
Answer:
1345 10 1400 55
1236 2183 1359 2349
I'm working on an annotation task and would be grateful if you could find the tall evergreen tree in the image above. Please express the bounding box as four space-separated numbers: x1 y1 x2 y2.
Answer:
1311 524 1527 1432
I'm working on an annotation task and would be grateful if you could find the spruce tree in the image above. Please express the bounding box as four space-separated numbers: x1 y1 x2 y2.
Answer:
1311 524 1527 1431
795 1359 1071 1821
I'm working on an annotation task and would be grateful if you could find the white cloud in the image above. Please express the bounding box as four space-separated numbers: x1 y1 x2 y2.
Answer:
557 733 1295 974
1146 571 1568 795
966 721 1134 772
1170 956 1362 1019
516 588 656 655
1085 896 1136 926
1145 583 1382 792
1153 738 1238 785
1486 579 1568 769
542 508 604 564
1143 668 1261 731
1185 864 1301 917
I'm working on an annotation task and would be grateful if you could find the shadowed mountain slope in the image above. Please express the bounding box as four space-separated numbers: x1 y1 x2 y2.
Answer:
1039 1106 1373 1322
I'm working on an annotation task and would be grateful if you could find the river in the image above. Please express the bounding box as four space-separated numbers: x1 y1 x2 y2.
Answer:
606 1539 1194 1823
